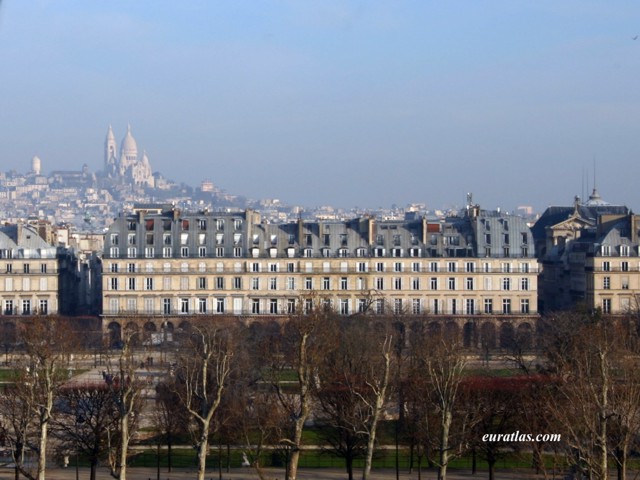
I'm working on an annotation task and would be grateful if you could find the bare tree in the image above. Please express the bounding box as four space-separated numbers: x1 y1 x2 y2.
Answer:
104 326 145 480
52 383 119 480
259 301 332 480
173 318 235 480
11 317 80 480
543 313 614 480
0 382 33 480
314 318 394 480
153 381 190 473
409 332 467 480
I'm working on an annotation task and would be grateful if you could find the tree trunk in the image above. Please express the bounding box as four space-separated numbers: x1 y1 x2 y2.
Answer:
347 456 354 480
196 424 210 480
287 417 304 480
37 418 48 480
362 350 391 480
488 459 496 480
438 410 452 480
90 458 98 480
118 414 129 480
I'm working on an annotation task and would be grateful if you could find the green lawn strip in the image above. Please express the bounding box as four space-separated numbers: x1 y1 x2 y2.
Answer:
126 446 569 473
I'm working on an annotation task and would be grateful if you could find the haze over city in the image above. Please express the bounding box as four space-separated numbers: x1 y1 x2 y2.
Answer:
1 1 639 212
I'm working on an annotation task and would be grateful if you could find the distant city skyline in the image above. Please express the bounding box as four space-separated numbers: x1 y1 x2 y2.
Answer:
1 1 639 212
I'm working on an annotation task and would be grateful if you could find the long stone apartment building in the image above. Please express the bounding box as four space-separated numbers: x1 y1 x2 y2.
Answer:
102 204 539 347
0 223 74 318
533 189 640 315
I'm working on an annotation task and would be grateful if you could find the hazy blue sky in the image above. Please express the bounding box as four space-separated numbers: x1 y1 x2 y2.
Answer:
1 1 639 212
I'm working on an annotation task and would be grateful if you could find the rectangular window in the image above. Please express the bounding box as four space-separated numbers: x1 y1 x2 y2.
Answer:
501 262 511 273
603 276 611 290
163 298 171 314
323 277 330 290
450 299 457 314
466 262 475 273
466 277 474 290
430 277 438 290
502 278 511 290
233 277 242 289
340 277 348 290
622 261 629 272
520 299 530 314
394 299 403 315
430 262 438 272
412 262 420 272
394 262 402 272
110 277 118 291
376 262 384 272
180 298 189 314
376 277 384 290
270 299 278 314
22 300 31 315
448 262 456 272
163 277 171 290
358 299 367 313
340 299 349 315
394 278 402 290
4 300 13 315
252 299 260 314
521 278 529 291
197 277 206 289
412 277 420 290
603 261 611 272
305 277 312 289
502 299 511 314
39 299 48 315
251 278 260 290
287 277 295 290
198 298 207 313
145 278 153 290
180 277 189 290
287 299 296 314
603 298 611 314
466 299 475 315
216 298 225 313
448 277 456 290
412 299 421 315
40 263 47 273
270 277 277 290
215 277 224 289
198 246 206 257
484 298 493 314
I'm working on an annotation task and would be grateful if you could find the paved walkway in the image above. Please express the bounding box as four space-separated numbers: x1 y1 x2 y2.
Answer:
0 466 565 480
